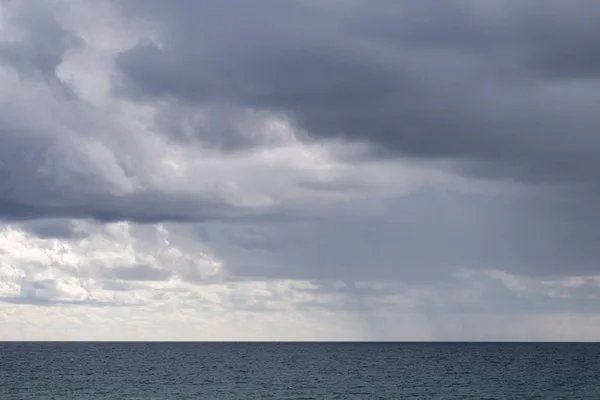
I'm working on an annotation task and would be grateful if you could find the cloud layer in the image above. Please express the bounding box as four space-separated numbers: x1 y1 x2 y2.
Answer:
1 0 600 340
114 0 600 184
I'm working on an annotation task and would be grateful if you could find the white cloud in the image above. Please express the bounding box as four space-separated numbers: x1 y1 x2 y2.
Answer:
2 220 600 341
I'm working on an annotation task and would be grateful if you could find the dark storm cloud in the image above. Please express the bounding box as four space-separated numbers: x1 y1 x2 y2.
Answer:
0 189 275 223
0 0 81 90
0 0 324 224
2 0 600 296
113 0 600 184
18 218 83 239
194 188 600 280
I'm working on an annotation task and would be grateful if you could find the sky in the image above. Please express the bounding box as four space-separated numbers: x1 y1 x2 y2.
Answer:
1 0 600 341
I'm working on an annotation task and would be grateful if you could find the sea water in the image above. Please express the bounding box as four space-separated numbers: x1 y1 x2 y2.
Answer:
1 342 599 399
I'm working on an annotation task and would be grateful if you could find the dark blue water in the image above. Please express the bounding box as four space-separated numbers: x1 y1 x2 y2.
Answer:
1 342 599 399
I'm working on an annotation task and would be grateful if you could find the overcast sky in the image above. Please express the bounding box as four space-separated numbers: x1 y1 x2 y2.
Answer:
1 0 600 341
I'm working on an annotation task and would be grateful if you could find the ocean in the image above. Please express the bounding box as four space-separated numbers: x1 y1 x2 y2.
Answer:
1 342 598 399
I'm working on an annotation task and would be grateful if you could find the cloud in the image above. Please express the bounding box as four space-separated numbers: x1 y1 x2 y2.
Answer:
1 0 443 224
193 187 600 281
113 0 600 185
1 0 600 340
0 7 388 223
0 0 81 89
18 218 83 239
0 220 226 305
3 219 600 341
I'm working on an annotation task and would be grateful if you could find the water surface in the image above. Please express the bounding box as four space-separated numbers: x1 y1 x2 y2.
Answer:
1 342 598 399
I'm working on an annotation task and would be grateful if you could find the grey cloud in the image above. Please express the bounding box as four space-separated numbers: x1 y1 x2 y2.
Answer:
510 1 600 79
18 218 84 239
19 278 58 301
151 102 292 152
292 281 417 313
113 0 600 185
7 277 108 306
3 0 600 330
190 187 600 281
0 0 81 92
418 272 600 317
0 2 284 224
0 296 109 307
0 186 273 223
0 76 285 224
100 280 132 292
101 264 172 282
289 270 600 317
